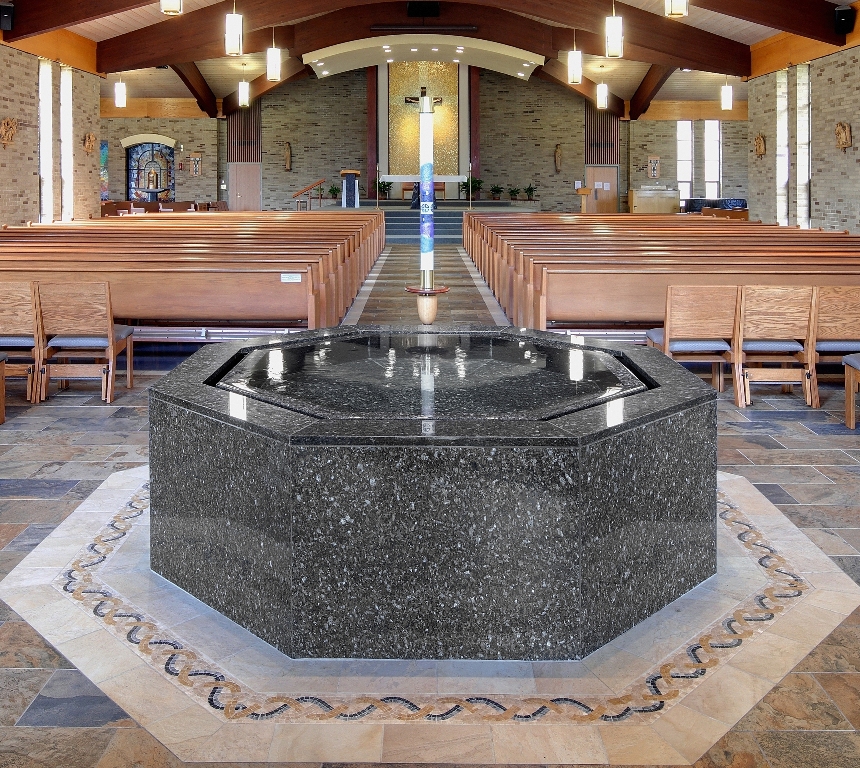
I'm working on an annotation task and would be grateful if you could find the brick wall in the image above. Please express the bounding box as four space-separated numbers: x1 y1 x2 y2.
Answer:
748 73 780 224
721 121 749 201
0 46 40 226
479 71 585 212
73 69 100 220
261 70 367 210
629 120 678 192
100 117 219 203
810 49 860 232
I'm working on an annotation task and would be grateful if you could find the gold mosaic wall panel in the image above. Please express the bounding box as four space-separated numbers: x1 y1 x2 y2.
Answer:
388 62 459 176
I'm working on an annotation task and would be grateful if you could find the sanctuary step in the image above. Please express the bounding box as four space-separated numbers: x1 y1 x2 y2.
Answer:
384 209 464 244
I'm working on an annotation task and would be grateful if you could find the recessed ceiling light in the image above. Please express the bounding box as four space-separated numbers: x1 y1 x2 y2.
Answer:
518 72 525 77
411 48 418 51
318 62 324 66
523 63 529 67
386 59 393 63
681 68 691 72
321 70 329 75
431 47 438 51
453 59 459 63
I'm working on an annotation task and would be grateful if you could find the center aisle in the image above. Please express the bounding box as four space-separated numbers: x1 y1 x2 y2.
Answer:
344 244 508 326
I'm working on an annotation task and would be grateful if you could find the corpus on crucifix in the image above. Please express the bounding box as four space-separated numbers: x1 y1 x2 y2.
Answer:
405 86 449 324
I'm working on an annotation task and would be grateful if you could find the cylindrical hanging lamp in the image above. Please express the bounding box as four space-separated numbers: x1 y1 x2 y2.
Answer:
225 3 243 56
238 64 250 107
160 0 183 15
606 2 624 58
664 0 688 18
596 82 609 110
267 28 281 82
568 30 583 85
114 79 127 108
721 80 733 111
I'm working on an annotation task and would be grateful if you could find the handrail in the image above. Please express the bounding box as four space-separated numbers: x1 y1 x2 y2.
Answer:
292 179 326 198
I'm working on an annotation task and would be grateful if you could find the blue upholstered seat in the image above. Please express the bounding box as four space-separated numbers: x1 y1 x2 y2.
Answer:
742 339 804 353
844 354 860 371
818 340 860 353
47 325 134 350
646 328 731 353
0 336 36 347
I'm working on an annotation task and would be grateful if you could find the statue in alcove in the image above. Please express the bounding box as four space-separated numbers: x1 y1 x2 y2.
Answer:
554 144 562 173
146 169 159 189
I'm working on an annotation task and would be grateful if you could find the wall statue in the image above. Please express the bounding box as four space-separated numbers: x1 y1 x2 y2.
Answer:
554 143 562 173
836 122 853 152
754 134 766 157
0 117 18 149
285 142 292 171
83 133 97 155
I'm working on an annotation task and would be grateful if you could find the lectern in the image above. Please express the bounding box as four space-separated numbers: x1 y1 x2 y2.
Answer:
340 169 361 208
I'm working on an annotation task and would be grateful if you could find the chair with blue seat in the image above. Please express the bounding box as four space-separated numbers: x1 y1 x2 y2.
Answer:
36 282 134 404
738 285 817 408
845 354 860 429
0 281 42 404
814 286 860 397
646 285 741 396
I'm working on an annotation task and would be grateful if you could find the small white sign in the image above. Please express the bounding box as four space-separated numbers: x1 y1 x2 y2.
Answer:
575 181 582 190
280 273 302 283
421 420 435 435
420 202 433 215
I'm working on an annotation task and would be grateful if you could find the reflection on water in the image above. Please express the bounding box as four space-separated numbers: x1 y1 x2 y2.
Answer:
215 333 646 420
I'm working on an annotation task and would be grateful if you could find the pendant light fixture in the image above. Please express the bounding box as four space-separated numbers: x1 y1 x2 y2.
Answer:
114 77 127 108
568 30 583 85
721 77 733 111
664 0 688 17
160 0 183 15
238 63 250 107
606 0 623 58
267 27 281 82
225 1 243 57
596 82 609 110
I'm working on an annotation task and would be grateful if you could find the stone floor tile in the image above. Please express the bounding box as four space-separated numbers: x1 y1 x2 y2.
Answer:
94 726 183 768
381 723 494 763
777 504 860 529
0 668 53 726
831 555 860 585
721 465 831 484
739 449 858 465
801 528 860 556
1 524 56 552
794 625 860 673
0 621 73 669
0 725 116 767
0 524 27 549
693 730 775 767
752 484 799 505
814 672 860 729
0 479 81 499
755 731 860 768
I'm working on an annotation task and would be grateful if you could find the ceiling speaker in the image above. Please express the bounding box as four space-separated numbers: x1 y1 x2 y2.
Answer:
0 4 13 32
835 5 857 35
407 2 440 17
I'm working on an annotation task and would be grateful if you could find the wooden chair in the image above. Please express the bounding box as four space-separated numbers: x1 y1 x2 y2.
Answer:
36 282 134 404
845 354 860 429
0 352 6 425
738 285 818 408
0 282 42 403
645 285 741 395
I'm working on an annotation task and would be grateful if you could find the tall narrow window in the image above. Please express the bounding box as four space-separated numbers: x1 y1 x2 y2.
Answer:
677 120 692 203
38 59 53 223
704 120 721 199
776 69 790 226
796 64 811 229
60 67 74 221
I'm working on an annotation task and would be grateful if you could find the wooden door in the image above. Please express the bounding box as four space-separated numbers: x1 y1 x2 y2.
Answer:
228 162 262 211
585 166 619 214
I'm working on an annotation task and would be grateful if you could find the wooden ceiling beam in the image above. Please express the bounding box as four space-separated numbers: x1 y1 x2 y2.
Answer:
536 58 626 117
2 0 152 42
171 62 219 118
628 64 676 120
97 0 750 77
691 0 845 47
221 57 310 114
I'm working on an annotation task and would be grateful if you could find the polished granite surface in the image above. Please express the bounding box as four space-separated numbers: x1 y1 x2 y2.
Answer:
214 332 646 421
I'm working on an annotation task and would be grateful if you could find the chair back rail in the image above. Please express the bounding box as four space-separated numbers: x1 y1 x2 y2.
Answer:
740 285 815 342
0 282 39 337
665 285 739 340
37 282 112 338
816 286 860 340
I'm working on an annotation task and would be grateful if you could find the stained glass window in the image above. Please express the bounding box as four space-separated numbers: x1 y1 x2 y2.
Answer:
126 143 175 202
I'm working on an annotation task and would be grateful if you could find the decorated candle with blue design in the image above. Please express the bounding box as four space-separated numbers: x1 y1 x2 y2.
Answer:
419 89 434 281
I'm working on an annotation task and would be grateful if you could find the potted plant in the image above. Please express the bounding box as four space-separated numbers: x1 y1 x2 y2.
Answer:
490 184 504 201
327 184 340 200
508 186 521 201
524 184 537 201
375 180 393 199
459 178 484 200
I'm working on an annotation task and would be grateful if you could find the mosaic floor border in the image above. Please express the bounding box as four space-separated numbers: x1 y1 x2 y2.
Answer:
1 467 858 764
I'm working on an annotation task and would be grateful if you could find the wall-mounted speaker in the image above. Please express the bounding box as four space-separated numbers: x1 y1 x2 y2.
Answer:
407 2 440 17
835 5 857 35
0 4 13 32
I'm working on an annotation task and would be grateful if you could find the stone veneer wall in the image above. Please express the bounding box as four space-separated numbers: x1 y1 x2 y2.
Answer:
73 69 101 220
261 70 367 210
479 70 585 212
0 46 40 226
721 121 749 201
810 48 860 232
99 117 219 203
629 120 678 193
747 73 778 224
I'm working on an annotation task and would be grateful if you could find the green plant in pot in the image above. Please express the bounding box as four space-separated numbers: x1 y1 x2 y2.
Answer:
490 184 504 200
459 177 484 200
508 186 521 201
327 184 340 199
375 180 394 199
524 184 537 201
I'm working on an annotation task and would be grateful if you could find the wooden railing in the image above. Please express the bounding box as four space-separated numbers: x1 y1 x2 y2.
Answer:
292 179 326 210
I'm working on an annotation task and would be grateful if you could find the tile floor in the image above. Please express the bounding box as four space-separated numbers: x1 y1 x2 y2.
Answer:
0 243 860 765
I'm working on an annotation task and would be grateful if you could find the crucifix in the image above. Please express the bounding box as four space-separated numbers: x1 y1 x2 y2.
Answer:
404 86 448 324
